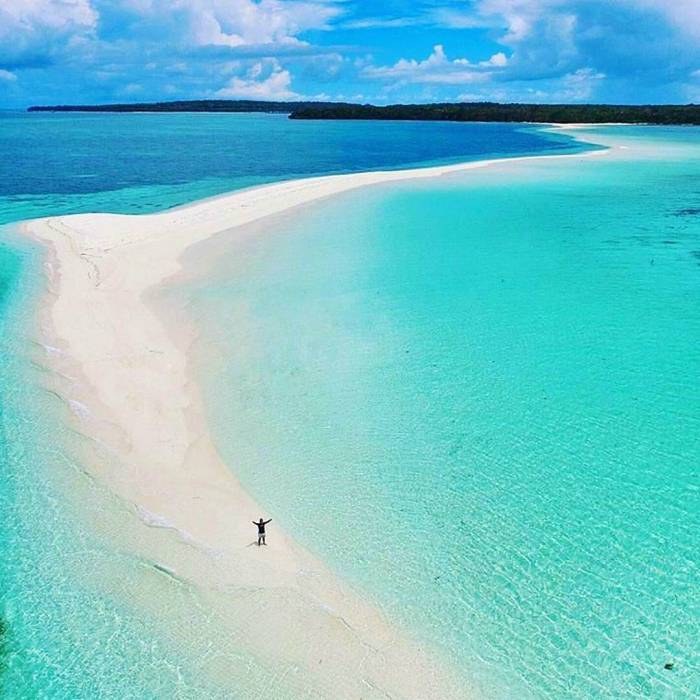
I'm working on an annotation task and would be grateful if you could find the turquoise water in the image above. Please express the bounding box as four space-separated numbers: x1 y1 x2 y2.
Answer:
0 115 587 697
183 127 700 698
0 232 230 697
0 234 357 699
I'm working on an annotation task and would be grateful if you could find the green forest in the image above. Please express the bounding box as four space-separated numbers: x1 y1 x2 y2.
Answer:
28 100 700 125
289 102 700 125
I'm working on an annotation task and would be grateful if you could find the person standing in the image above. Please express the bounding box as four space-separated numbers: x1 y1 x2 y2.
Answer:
253 517 272 546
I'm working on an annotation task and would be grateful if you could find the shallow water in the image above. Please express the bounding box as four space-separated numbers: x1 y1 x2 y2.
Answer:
0 232 217 697
184 127 700 698
0 116 586 697
0 230 339 699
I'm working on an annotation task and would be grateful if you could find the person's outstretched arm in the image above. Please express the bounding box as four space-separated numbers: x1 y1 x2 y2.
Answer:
264 519 272 525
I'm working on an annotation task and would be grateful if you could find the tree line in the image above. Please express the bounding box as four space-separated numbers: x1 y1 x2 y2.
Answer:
28 100 700 125
289 102 700 125
28 100 351 113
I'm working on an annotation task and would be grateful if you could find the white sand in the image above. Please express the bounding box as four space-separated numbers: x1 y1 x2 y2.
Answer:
23 137 608 697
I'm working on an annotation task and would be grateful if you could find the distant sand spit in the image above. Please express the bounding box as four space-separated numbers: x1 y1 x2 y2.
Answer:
23 132 609 697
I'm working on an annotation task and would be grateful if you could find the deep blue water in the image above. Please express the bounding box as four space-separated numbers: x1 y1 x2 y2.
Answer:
0 111 587 225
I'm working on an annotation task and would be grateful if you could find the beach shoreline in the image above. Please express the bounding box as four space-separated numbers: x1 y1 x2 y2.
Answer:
21 131 610 697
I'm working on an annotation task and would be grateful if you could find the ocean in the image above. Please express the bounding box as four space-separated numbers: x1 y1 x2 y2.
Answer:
1 111 697 698
180 126 700 698
0 111 580 226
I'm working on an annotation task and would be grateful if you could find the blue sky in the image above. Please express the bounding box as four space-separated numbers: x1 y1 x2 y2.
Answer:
1 1 699 107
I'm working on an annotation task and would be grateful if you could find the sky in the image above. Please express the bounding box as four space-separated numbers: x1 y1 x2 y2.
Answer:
0 0 699 107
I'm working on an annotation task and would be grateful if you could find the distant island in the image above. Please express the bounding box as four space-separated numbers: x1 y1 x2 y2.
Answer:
289 102 700 125
27 99 350 114
28 99 700 125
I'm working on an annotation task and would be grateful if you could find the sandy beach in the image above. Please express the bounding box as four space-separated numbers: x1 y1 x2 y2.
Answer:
23 136 608 697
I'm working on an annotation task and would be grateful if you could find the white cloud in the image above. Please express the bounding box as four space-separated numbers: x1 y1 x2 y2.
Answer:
633 0 700 40
481 52 508 68
363 44 508 86
431 9 491 30
138 0 343 48
472 0 700 57
0 0 98 33
0 0 345 70
342 16 425 30
0 0 347 102
441 0 700 97
2 0 698 105
215 59 299 99
0 0 97 68
119 82 144 95
557 67 606 100
457 66 605 103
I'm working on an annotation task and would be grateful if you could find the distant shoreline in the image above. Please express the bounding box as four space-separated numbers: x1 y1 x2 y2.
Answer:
26 99 346 114
27 99 700 125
